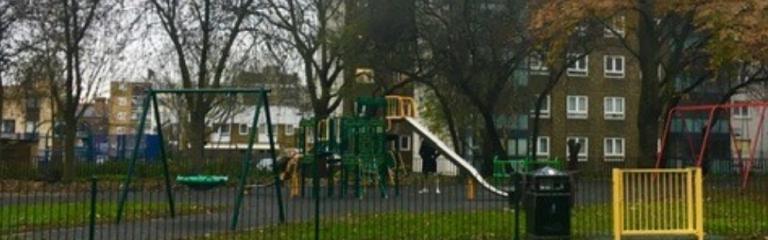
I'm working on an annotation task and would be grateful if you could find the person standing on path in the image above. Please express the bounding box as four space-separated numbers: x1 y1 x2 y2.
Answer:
418 139 441 194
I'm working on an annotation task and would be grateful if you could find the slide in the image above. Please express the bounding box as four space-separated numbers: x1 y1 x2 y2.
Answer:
403 117 509 197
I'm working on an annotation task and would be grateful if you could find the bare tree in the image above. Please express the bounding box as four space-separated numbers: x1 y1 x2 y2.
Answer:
258 0 356 119
25 0 134 180
146 0 256 165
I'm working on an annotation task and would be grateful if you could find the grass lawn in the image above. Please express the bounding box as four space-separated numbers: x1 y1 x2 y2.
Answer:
201 197 766 239
705 196 768 237
204 210 519 240
0 201 216 234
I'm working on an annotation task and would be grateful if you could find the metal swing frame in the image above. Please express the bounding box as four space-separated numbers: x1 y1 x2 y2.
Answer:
114 88 286 230
656 101 768 189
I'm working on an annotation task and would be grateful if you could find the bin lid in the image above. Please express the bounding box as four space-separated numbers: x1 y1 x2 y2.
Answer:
530 166 567 177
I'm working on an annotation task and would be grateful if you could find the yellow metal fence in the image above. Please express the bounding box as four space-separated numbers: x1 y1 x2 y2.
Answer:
612 168 704 240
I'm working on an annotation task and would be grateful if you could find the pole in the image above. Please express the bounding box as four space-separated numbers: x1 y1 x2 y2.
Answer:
116 91 152 223
152 93 176 217
89 176 97 240
313 120 321 240
262 91 287 223
231 93 263 230
513 173 522 240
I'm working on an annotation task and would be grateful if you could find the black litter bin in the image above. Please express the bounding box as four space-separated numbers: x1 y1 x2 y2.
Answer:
525 166 571 239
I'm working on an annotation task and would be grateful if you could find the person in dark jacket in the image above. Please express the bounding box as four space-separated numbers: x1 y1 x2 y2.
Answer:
419 139 441 194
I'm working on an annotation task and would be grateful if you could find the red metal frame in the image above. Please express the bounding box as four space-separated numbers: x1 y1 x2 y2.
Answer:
656 101 768 189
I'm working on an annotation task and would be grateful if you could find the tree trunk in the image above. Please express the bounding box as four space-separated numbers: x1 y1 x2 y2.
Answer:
313 107 329 120
0 79 4 160
636 2 663 168
438 95 462 155
529 92 549 161
637 111 660 167
478 108 503 175
61 115 78 181
187 99 208 171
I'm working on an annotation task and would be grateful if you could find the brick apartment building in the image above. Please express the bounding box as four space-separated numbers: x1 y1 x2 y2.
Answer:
108 81 152 137
523 14 639 170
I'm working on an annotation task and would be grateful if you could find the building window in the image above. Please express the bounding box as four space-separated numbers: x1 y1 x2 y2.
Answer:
355 68 374 83
116 127 126 135
531 95 551 119
529 53 548 75
567 53 588 77
604 97 626 120
604 55 625 78
566 137 588 162
399 135 411 151
604 15 626 37
117 97 129 106
536 136 550 157
131 112 142 121
25 121 36 134
567 95 589 119
285 126 295 136
218 124 231 137
25 98 39 109
1 119 15 134
734 139 751 157
604 138 626 161
258 124 266 134
239 124 249 135
116 112 128 121
575 23 588 36
732 105 750 119
506 138 528 157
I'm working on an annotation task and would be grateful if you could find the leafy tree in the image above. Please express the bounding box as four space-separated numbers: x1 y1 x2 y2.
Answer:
532 0 768 167
405 0 533 173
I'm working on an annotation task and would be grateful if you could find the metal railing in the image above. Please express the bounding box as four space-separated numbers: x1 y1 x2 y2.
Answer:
385 96 417 119
612 168 704 240
2 163 767 239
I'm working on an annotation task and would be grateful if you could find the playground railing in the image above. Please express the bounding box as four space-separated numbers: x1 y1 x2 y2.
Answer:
385 95 417 119
2 163 767 239
612 168 704 240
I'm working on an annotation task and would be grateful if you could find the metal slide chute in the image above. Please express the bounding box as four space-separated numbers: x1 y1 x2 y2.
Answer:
402 117 509 197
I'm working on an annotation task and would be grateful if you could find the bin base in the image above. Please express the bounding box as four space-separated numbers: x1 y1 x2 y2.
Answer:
527 234 571 240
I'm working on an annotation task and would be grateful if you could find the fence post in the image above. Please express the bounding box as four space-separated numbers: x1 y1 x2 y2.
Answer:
694 168 704 240
313 121 321 240
89 176 98 240
615 169 621 240
513 173 522 240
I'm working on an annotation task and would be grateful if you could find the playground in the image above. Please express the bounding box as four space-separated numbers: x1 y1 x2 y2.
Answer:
1 89 767 239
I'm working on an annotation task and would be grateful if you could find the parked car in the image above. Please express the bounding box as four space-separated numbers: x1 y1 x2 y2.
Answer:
256 157 275 171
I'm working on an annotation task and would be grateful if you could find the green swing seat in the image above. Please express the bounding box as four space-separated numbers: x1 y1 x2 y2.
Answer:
176 175 229 191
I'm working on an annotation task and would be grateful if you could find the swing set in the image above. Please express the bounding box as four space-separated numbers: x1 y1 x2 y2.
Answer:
114 88 286 230
656 101 768 189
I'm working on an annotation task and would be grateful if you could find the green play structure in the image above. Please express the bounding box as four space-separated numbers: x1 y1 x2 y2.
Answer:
114 88 285 230
296 96 397 199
